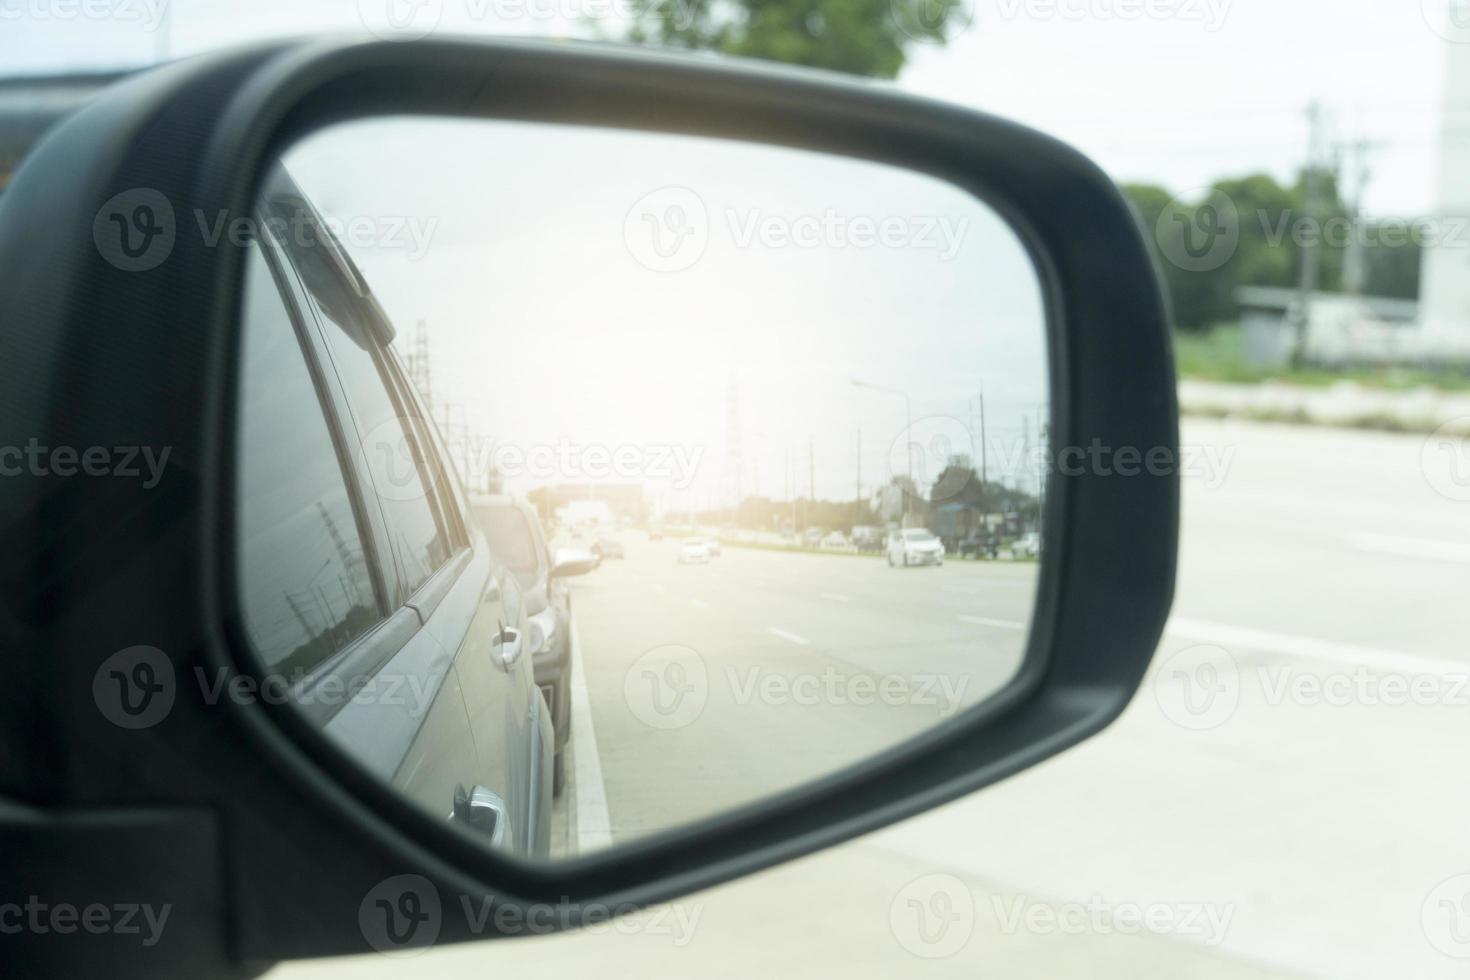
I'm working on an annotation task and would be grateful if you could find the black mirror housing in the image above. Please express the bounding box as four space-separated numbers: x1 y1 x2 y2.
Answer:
0 37 1176 979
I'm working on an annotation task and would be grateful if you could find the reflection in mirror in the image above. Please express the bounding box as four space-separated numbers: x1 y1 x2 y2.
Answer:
234 117 1048 863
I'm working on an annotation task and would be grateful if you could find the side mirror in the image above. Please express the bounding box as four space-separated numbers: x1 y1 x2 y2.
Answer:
0 36 1175 978
551 548 599 579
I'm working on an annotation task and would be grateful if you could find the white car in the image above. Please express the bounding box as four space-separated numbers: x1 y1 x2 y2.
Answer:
1012 531 1041 559
678 538 712 564
887 528 945 567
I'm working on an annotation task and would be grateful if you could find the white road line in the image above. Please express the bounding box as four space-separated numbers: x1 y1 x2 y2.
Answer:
820 593 852 603
567 618 613 853
1349 532 1470 565
767 627 810 646
957 614 1027 630
1166 616 1463 677
690 599 709 610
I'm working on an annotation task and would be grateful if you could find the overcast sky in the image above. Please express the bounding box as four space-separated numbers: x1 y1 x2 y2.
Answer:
280 118 1047 508
0 0 1458 215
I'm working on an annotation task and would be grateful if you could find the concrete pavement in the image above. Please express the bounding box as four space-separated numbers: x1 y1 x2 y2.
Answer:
279 417 1468 979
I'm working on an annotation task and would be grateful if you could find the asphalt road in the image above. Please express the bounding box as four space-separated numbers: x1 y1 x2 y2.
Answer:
554 542 1037 851
281 417 1470 980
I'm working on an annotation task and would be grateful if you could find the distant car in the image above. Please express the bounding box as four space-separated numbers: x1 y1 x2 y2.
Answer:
591 536 625 559
958 533 999 559
887 528 945 567
678 538 712 564
802 526 826 547
1012 531 1041 559
820 531 851 550
471 495 597 797
705 538 721 557
649 527 664 541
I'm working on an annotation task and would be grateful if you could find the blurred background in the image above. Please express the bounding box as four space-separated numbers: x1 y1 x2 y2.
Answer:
6 1 1470 976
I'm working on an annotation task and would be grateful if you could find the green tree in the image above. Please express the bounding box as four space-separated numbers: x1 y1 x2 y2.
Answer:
623 0 966 79
1125 170 1365 331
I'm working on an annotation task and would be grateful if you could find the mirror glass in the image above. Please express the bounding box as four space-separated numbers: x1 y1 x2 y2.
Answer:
234 117 1049 862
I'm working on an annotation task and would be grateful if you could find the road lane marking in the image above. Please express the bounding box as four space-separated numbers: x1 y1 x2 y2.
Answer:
690 599 709 610
1166 617 1462 677
567 618 612 853
1349 532 1470 565
767 627 810 646
957 615 1027 630
820 593 852 603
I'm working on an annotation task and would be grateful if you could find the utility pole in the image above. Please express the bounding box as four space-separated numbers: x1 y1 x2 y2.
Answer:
1295 101 1332 365
1340 136 1378 296
807 437 815 530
